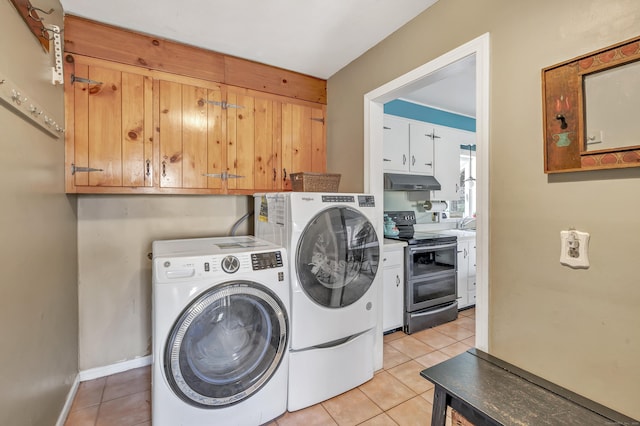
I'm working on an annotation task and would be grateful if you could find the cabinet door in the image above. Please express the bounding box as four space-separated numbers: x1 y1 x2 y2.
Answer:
226 88 255 191
382 249 404 332
408 123 435 174
281 102 326 190
432 125 462 201
66 55 153 191
383 115 410 172
467 242 477 277
456 241 470 308
158 79 225 190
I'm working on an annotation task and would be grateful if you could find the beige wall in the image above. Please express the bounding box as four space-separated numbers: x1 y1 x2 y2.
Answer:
328 0 640 418
77 195 253 370
0 0 78 424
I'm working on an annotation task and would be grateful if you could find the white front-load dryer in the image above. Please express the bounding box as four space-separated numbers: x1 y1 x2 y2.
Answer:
254 193 381 411
152 236 289 426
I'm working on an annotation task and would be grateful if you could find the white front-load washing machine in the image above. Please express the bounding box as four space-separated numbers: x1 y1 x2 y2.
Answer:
254 193 381 411
152 236 289 426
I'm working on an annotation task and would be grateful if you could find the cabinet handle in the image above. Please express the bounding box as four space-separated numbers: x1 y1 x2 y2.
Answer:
402 154 406 165
162 161 166 178
412 155 415 166
395 275 400 287
425 162 433 167
283 168 287 181
464 248 468 258
273 168 276 182
146 159 151 177
427 131 441 140
383 158 391 162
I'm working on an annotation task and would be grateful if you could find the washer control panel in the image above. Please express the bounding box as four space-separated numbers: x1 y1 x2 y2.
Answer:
251 251 283 270
156 250 285 281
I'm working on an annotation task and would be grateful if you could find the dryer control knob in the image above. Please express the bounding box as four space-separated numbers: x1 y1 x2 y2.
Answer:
221 255 240 274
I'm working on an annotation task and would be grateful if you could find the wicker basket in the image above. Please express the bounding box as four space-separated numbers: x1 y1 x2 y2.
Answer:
452 409 474 426
290 172 341 192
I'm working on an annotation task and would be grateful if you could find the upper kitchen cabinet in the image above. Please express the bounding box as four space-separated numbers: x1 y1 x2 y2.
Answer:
432 126 475 201
156 77 324 194
408 122 436 174
157 76 225 192
432 125 463 201
225 86 286 193
62 16 327 195
281 102 327 190
64 55 154 193
383 115 434 175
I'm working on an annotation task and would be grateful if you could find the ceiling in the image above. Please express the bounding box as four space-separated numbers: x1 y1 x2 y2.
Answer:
59 0 437 79
401 54 476 118
59 0 475 117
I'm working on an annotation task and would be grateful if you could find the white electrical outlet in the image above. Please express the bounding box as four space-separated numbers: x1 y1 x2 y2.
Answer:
560 230 590 269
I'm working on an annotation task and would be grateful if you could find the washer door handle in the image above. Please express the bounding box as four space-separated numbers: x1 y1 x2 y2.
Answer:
166 269 195 279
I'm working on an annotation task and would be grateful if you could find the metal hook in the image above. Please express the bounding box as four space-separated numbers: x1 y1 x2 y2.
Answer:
28 5 54 22
40 26 62 40
555 114 568 129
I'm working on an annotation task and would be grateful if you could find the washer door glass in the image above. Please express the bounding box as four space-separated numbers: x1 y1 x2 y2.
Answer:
164 281 288 408
296 206 379 308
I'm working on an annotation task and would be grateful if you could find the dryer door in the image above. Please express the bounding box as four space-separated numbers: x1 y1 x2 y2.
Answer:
296 206 380 308
164 281 288 408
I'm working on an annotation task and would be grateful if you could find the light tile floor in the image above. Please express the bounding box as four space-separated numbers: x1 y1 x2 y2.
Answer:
65 308 475 426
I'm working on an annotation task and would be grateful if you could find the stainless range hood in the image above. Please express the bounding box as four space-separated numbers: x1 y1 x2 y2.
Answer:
384 173 441 191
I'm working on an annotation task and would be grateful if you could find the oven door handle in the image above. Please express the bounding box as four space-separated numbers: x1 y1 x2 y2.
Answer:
410 302 457 318
408 242 457 253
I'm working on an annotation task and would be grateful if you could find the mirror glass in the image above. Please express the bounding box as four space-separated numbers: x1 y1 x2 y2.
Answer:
583 59 640 152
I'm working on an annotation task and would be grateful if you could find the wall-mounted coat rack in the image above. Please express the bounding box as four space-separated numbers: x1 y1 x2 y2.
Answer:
0 71 63 138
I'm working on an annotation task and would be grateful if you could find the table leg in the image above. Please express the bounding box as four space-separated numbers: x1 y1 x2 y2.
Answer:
431 386 447 426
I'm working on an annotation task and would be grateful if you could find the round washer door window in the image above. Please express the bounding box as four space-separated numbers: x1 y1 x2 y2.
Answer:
296 206 379 308
164 281 288 408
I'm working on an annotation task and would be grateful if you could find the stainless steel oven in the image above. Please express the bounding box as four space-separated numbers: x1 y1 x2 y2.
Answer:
406 242 457 312
385 211 459 334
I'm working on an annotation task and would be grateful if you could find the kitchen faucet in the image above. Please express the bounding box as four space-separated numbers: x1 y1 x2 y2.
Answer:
458 216 476 230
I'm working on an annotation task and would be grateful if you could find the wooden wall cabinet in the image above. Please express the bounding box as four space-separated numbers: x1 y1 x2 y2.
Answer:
62 16 327 195
64 55 155 193
64 54 326 195
281 102 326 190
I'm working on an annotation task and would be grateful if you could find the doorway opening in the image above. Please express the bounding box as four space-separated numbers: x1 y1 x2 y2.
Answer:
364 33 490 350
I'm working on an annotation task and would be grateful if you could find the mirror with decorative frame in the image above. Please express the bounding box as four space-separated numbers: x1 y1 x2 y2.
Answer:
542 35 640 173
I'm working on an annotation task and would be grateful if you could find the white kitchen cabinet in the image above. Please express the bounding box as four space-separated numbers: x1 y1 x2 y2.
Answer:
456 238 477 309
408 122 435 174
383 115 434 175
382 241 406 332
383 115 410 172
432 125 473 201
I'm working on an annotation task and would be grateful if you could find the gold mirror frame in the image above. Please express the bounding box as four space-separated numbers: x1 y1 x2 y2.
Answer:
542 35 640 173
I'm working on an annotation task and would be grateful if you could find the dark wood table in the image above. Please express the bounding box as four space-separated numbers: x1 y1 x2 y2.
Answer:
420 348 638 426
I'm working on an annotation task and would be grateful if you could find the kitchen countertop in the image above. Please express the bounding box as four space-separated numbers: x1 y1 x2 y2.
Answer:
438 229 476 241
383 238 408 248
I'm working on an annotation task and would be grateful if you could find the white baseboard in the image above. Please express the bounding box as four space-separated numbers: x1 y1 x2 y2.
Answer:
55 374 79 426
79 355 153 382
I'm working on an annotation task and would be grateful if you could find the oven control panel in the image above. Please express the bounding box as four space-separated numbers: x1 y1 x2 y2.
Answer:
385 211 416 225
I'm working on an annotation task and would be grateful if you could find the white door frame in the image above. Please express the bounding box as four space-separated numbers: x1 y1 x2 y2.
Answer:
364 33 490 351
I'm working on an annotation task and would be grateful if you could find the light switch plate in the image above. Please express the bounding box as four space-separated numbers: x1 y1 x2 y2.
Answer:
560 230 590 269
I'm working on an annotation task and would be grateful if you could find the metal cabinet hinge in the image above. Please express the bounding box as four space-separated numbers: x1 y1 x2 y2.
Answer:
200 99 244 109
426 131 441 140
70 74 103 85
71 163 104 175
202 172 245 180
